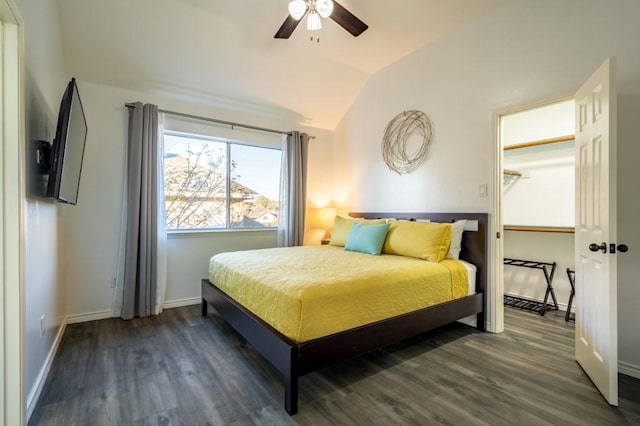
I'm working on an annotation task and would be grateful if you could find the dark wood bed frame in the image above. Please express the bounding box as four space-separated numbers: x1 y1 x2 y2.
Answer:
201 212 488 414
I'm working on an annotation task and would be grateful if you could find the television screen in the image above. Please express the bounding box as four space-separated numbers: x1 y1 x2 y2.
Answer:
46 78 87 204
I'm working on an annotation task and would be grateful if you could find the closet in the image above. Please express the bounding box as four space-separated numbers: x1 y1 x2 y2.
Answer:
501 100 575 318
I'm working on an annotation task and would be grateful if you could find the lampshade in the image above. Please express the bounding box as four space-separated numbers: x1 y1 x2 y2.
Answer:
288 0 306 20
319 207 337 229
306 11 322 30
319 207 337 241
316 0 334 18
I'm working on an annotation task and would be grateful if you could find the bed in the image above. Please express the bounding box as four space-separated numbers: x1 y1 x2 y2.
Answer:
201 212 488 414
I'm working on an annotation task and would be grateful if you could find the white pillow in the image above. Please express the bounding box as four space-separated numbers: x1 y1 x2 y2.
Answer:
446 220 467 259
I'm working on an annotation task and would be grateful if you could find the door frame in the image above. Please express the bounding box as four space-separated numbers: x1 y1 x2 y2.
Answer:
490 94 575 334
0 0 24 424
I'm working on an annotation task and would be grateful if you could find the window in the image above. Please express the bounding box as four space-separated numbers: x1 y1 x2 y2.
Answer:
163 125 282 231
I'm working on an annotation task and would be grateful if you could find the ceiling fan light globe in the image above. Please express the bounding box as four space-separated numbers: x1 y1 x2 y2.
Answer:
288 0 306 20
316 0 334 18
307 12 322 30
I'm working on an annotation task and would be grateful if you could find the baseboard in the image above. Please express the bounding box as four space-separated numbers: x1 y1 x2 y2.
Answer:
163 296 201 309
66 299 201 324
619 360 640 379
66 309 113 324
26 317 68 422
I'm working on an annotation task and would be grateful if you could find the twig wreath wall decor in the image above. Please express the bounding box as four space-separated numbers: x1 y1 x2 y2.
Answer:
381 110 433 174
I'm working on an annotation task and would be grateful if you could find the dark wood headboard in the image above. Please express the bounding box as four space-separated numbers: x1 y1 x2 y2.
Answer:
349 212 488 295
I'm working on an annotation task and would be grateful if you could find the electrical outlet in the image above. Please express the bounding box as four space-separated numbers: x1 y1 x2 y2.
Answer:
40 315 45 337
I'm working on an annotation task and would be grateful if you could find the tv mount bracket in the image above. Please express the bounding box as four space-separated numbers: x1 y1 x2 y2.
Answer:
34 140 52 174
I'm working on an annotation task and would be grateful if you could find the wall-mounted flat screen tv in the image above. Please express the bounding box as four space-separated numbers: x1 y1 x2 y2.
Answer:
46 78 87 205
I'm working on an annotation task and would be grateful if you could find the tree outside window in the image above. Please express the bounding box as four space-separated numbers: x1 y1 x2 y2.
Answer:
163 132 281 230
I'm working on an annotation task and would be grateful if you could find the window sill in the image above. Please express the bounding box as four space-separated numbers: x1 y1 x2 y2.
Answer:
167 228 278 239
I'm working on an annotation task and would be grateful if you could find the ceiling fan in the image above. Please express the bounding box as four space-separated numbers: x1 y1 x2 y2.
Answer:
275 0 368 39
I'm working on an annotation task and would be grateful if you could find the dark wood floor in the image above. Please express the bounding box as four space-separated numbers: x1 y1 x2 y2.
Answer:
30 305 640 425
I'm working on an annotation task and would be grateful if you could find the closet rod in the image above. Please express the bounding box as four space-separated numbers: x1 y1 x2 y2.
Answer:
125 102 307 138
504 134 574 151
504 225 575 234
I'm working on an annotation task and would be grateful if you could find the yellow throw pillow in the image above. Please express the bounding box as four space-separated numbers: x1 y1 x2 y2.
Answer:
329 216 386 247
382 221 452 262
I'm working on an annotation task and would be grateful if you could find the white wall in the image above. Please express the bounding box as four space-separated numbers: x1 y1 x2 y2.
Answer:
61 80 334 319
502 100 574 147
502 100 575 227
503 144 575 227
333 0 640 374
502 101 575 312
16 0 67 413
503 144 576 310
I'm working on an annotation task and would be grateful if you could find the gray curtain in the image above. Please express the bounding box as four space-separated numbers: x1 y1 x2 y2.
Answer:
278 131 309 247
121 102 161 319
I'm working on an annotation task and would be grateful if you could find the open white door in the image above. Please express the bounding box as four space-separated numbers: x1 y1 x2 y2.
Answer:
574 57 618 405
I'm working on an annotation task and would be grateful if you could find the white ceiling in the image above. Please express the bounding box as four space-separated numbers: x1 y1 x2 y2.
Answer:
56 0 505 129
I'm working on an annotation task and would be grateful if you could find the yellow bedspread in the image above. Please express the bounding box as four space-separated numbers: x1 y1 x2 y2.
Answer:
208 245 469 344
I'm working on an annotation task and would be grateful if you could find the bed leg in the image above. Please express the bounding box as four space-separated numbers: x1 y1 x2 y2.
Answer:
284 346 299 415
284 373 298 415
201 298 208 316
476 311 486 331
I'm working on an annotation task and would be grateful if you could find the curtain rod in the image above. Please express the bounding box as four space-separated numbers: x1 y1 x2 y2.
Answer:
125 103 315 139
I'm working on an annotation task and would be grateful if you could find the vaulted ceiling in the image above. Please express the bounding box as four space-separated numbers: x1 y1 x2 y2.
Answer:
56 0 505 129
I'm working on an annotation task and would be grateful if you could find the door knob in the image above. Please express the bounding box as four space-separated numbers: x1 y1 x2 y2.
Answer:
589 242 607 253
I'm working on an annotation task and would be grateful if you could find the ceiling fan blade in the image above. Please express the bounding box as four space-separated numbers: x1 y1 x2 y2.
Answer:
274 12 306 39
330 1 368 37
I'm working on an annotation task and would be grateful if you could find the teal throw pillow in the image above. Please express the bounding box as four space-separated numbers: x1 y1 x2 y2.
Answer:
344 222 390 255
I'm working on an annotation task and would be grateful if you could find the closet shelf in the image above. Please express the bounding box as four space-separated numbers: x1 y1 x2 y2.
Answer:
503 257 559 316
